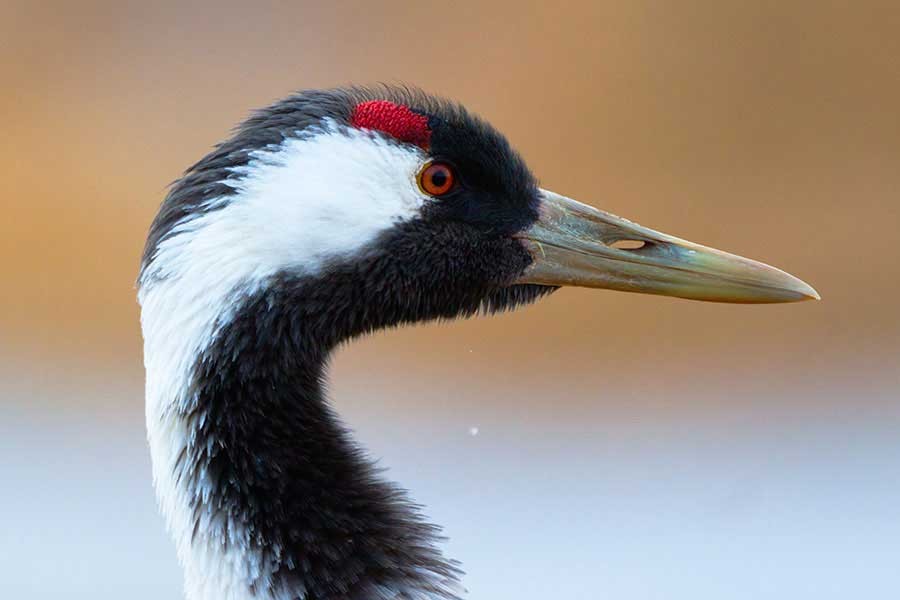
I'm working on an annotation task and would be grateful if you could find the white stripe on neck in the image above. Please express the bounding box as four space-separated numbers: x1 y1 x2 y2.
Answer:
139 124 427 600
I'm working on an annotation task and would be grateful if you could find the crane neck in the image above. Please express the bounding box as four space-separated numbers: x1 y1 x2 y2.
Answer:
141 274 460 600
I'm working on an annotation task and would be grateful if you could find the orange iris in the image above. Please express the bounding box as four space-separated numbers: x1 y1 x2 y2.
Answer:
418 162 456 197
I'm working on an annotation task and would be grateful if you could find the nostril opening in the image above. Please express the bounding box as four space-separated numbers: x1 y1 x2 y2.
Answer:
610 239 647 251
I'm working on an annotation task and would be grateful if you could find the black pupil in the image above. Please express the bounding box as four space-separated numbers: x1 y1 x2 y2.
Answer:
430 168 448 189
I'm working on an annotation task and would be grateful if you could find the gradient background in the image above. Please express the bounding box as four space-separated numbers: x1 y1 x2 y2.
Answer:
2 1 899 598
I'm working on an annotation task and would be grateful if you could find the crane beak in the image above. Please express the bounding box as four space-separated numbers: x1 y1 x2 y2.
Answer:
513 189 819 303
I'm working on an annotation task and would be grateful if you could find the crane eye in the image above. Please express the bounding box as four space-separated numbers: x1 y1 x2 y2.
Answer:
418 162 456 197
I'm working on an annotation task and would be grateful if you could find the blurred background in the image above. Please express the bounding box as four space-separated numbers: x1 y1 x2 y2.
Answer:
2 1 899 598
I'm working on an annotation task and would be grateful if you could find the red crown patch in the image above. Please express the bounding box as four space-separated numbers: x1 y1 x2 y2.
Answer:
349 100 431 150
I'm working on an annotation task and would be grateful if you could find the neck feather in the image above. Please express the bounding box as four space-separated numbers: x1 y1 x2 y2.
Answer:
141 272 461 600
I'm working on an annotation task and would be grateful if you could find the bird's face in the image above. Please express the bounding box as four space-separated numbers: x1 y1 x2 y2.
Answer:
140 88 816 339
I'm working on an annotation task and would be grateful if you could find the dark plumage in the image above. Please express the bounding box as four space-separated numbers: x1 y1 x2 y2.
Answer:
187 227 553 600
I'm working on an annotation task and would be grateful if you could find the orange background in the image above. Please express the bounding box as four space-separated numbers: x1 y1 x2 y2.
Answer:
2 2 898 598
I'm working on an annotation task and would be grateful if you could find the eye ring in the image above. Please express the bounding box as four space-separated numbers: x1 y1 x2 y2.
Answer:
418 161 456 197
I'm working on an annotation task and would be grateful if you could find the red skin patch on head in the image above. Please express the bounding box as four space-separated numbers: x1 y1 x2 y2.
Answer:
350 100 431 149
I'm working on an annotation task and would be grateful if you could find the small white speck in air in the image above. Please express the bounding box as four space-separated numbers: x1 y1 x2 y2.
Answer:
469 426 479 437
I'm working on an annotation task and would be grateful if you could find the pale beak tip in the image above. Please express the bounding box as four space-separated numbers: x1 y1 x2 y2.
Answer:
800 282 821 302
783 274 820 302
